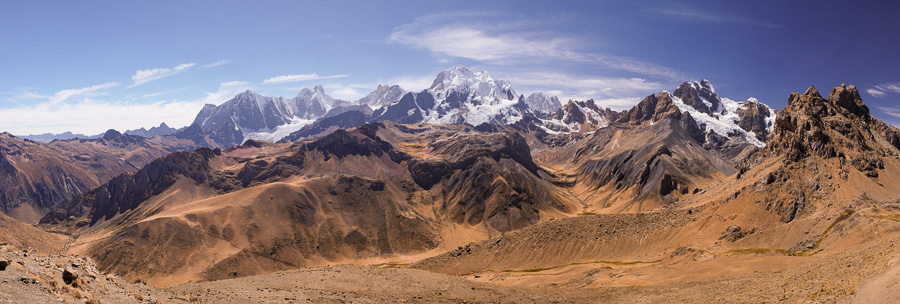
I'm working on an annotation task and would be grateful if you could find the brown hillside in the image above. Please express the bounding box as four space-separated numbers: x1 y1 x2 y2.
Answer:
43 122 579 285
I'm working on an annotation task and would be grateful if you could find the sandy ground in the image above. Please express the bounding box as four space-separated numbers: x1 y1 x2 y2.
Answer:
167 264 593 303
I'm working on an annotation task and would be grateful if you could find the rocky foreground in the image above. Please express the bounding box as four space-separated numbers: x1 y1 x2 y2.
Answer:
0 245 186 303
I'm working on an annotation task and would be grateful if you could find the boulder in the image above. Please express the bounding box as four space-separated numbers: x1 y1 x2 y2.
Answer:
719 225 749 242
0 257 8 270
63 267 79 284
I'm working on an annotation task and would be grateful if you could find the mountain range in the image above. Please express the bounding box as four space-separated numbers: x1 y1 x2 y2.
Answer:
2 66 900 302
165 65 775 151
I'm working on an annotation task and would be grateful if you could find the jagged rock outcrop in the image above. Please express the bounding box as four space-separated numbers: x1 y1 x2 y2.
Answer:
736 99 773 141
757 84 900 222
769 84 900 177
616 92 683 125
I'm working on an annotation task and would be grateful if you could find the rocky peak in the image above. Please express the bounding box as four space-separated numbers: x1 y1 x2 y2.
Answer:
555 100 586 125
770 84 900 176
524 92 563 117
297 85 335 111
101 129 123 141
828 84 869 118
735 98 773 141
616 91 682 125
101 129 145 146
673 79 722 116
296 88 314 99
804 85 821 99
357 84 405 108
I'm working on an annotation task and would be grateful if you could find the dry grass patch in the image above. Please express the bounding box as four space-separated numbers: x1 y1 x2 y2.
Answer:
815 208 855 249
501 259 661 273
374 262 408 269
503 267 555 273
723 248 807 256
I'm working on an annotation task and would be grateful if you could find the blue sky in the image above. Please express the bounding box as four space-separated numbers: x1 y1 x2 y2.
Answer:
2 0 899 135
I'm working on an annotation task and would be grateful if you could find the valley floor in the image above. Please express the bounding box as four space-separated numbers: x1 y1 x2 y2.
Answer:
8 232 900 303
162 226 900 304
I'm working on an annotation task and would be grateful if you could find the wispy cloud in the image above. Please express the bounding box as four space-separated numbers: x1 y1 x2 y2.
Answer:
384 75 435 92
44 82 120 107
392 26 575 62
141 88 187 98
3 81 252 135
505 72 663 110
655 6 781 29
194 81 255 105
868 89 886 97
3 99 207 136
127 63 196 89
875 106 900 127
321 84 362 100
262 73 348 85
7 89 49 102
507 72 662 94
876 106 900 119
867 83 900 98
200 60 231 69
390 13 684 80
219 80 251 87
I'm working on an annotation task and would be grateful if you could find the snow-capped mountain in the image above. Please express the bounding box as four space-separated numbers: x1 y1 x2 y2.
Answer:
181 65 775 150
195 87 330 132
190 86 338 145
295 85 336 115
670 80 776 147
429 65 517 101
423 65 524 126
374 65 528 126
524 92 563 118
539 100 612 134
357 85 404 109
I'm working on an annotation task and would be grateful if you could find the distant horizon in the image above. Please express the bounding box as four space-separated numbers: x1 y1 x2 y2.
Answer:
2 0 899 134
7 64 897 137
